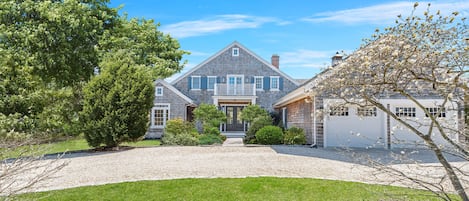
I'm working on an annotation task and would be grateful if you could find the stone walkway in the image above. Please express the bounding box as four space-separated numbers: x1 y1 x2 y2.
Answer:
222 138 244 147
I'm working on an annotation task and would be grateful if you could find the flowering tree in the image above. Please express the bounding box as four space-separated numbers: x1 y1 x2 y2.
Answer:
307 3 468 200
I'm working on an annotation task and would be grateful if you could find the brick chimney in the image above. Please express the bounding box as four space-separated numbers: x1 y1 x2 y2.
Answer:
271 54 279 68
331 52 343 67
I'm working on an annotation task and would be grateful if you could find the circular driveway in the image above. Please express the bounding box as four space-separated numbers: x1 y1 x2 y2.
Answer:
16 146 469 193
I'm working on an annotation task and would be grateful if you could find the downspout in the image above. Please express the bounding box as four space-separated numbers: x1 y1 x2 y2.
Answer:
311 96 317 148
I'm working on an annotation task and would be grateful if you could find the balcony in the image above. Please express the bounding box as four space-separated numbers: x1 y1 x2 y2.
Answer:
214 83 256 96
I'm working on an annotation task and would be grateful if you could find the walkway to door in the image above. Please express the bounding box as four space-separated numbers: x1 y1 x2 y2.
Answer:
222 138 244 147
222 132 245 147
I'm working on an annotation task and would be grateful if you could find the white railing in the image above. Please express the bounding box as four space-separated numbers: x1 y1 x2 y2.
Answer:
214 84 256 96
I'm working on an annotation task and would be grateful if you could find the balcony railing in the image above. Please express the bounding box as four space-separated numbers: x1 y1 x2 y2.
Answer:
214 83 256 96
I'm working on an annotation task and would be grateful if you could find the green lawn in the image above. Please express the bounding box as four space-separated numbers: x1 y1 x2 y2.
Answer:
16 177 453 201
2 138 160 159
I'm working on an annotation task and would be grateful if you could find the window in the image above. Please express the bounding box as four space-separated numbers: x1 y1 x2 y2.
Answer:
192 76 201 90
207 76 217 90
232 48 239 56
155 87 163 96
330 106 349 116
357 106 377 117
395 107 416 117
254 76 263 90
151 104 170 128
425 107 446 118
270 76 279 90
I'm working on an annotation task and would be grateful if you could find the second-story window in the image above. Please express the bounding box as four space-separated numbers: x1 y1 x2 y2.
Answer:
254 76 263 90
207 76 217 90
270 76 279 90
192 76 201 90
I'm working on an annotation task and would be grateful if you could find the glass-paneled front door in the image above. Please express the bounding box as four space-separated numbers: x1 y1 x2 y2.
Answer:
226 106 244 131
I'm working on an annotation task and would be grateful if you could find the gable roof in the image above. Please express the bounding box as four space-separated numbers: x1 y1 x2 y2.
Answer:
155 79 196 106
171 41 299 86
274 70 327 108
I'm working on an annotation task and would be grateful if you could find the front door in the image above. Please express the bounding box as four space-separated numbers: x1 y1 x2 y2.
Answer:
226 106 244 131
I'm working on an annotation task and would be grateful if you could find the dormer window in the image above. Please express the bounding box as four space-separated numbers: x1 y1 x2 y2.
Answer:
232 48 239 56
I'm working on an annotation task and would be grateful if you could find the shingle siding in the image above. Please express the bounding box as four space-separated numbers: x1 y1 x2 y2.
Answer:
285 98 314 144
147 82 190 138
172 44 297 112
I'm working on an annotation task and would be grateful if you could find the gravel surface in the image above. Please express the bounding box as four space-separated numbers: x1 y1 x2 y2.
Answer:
6 145 469 193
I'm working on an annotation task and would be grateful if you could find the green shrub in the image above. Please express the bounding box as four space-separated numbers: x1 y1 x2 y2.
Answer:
240 105 269 122
199 134 224 145
80 56 154 148
204 126 221 136
284 127 306 145
244 115 272 144
256 126 283 145
193 104 226 131
162 119 199 146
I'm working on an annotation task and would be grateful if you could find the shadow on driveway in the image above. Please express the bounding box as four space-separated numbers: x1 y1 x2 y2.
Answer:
271 145 466 165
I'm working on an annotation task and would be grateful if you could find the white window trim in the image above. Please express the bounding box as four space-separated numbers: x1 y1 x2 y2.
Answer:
254 76 263 91
395 107 416 117
155 87 163 96
232 48 239 56
425 107 446 118
357 106 377 117
329 106 349 116
151 104 170 128
191 76 201 90
207 76 217 91
270 76 280 91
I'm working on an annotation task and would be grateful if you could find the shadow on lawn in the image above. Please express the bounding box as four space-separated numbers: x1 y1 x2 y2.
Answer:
270 145 466 165
3 146 137 163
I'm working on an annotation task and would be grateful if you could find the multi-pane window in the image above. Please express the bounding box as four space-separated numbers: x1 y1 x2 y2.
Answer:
254 76 263 90
151 104 170 128
155 87 163 96
425 107 446 118
270 76 279 90
232 48 239 56
330 106 349 116
192 76 201 89
207 76 217 90
357 106 377 117
395 107 416 117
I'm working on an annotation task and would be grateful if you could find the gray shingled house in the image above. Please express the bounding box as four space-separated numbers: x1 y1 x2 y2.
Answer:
147 41 300 138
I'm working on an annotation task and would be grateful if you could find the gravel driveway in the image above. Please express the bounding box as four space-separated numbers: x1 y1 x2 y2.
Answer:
7 145 469 194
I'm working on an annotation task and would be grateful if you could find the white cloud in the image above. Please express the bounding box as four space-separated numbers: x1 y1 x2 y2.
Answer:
279 49 332 69
302 1 469 25
161 15 289 38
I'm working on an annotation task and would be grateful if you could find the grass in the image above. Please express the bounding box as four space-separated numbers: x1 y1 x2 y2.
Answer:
1 138 160 159
16 177 455 201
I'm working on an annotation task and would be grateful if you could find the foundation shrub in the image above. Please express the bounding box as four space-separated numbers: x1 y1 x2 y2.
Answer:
256 126 283 145
283 127 306 145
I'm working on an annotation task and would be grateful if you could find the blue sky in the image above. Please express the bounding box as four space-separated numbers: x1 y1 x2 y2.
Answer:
109 0 469 81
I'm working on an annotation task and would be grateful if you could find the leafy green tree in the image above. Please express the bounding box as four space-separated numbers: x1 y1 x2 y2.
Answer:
99 17 188 79
240 105 269 123
193 104 227 133
80 51 154 148
1 0 188 142
0 0 118 86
